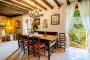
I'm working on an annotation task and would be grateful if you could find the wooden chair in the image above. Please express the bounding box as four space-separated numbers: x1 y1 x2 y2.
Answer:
58 33 66 51
23 35 32 55
17 33 23 49
2 36 6 42
32 36 45 59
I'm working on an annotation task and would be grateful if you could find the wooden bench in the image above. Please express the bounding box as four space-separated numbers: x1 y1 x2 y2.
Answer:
46 31 58 35
37 31 44 34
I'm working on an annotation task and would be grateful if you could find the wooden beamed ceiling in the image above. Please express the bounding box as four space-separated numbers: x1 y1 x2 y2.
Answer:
66 0 70 5
0 0 82 17
4 0 32 10
41 0 53 9
66 0 82 5
78 0 81 2
0 1 26 17
16 0 36 9
31 0 47 10
0 1 27 13
0 5 24 14
53 0 61 7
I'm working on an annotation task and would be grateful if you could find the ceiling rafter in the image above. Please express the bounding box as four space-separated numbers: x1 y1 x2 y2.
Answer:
0 6 24 15
0 1 28 13
31 0 47 10
0 1 27 12
3 0 32 10
1 0 29 11
0 9 12 15
16 0 36 9
41 0 53 9
78 0 81 2
66 0 70 5
0 10 22 17
53 0 61 7
0 8 22 17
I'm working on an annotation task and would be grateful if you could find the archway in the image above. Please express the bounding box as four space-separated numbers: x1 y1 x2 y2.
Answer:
69 8 87 49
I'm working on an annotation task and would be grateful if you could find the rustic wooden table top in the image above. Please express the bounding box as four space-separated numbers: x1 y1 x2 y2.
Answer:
29 34 58 41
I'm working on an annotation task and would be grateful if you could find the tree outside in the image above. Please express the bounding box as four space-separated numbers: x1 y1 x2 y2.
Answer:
69 12 86 49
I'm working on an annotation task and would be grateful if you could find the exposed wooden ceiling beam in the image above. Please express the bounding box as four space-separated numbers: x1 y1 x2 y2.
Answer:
16 0 36 9
0 2 28 13
78 0 81 2
0 5 24 14
0 8 22 17
31 0 47 10
41 0 53 9
0 8 21 17
0 1 28 12
0 4 24 17
0 9 12 15
0 12 21 17
66 0 70 5
53 0 61 7
4 0 32 10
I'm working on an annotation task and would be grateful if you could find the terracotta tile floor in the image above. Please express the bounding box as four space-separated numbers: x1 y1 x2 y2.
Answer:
0 41 90 60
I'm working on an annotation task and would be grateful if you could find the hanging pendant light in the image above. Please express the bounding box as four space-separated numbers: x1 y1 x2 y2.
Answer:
29 3 43 18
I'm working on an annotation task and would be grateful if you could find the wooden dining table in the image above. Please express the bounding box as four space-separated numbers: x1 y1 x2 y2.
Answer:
29 34 58 60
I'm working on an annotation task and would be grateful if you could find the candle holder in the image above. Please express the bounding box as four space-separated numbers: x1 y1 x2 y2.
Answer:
44 31 47 37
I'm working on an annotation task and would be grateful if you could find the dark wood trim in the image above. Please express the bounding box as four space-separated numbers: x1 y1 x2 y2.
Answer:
4 0 32 10
31 0 47 10
78 0 81 2
53 0 61 7
41 0 53 9
66 0 70 5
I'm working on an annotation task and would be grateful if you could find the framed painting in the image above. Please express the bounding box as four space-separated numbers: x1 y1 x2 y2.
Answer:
34 18 40 25
15 20 20 28
51 14 60 25
43 19 48 28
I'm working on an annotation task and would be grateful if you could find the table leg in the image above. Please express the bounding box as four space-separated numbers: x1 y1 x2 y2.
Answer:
55 38 58 49
18 41 20 49
48 41 50 60
28 45 30 55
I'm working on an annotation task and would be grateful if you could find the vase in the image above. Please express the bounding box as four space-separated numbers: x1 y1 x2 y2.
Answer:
44 32 47 37
34 31 38 35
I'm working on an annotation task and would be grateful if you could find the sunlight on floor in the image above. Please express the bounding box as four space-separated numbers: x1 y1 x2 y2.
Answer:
0 41 90 60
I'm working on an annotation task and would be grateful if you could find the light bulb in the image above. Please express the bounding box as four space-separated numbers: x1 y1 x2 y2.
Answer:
9 26 11 30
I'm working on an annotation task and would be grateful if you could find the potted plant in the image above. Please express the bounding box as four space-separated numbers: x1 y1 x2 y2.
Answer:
31 23 38 33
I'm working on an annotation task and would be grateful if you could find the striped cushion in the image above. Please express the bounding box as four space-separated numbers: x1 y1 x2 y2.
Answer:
19 40 23 42
58 39 66 43
33 43 45 51
24 41 32 46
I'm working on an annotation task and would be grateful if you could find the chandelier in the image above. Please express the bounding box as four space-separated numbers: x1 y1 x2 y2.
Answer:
29 3 43 18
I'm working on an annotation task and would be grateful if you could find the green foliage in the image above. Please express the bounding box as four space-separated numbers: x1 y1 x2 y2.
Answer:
70 31 78 41
69 17 86 48
73 12 80 17
32 24 38 32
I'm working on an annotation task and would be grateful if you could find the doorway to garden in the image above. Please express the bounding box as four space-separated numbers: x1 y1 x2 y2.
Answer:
69 8 87 49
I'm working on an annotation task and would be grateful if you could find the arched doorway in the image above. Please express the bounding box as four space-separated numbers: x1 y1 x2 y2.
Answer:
69 8 87 49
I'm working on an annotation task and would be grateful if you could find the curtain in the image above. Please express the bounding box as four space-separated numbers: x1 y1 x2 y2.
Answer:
60 7 67 32
78 1 90 53
65 5 75 48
